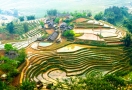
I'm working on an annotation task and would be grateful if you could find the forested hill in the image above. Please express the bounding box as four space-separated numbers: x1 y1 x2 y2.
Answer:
0 0 131 17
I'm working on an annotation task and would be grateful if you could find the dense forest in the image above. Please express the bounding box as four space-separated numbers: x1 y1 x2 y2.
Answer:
94 6 132 32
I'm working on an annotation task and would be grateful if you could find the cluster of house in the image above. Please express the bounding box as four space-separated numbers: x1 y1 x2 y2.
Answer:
44 17 73 42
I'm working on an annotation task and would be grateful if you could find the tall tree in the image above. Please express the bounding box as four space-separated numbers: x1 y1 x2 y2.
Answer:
94 12 103 20
6 22 14 34
122 33 131 47
124 19 132 33
19 16 24 21
47 9 57 16
23 23 29 33
26 15 35 20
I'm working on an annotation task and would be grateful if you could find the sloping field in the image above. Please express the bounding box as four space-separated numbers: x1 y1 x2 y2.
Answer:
73 28 121 42
73 18 88 23
22 44 127 84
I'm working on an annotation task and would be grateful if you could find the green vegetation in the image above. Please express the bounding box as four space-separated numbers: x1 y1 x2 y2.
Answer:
6 22 14 34
23 23 29 33
1 20 40 40
17 48 27 66
19 15 35 21
4 44 15 52
123 46 132 65
47 9 57 16
39 21 44 28
19 16 24 21
74 33 83 37
51 73 126 90
62 30 75 40
20 79 36 90
26 15 35 20
54 17 60 24
0 45 26 89
14 22 39 35
70 11 92 18
94 6 130 25
123 19 132 33
122 33 131 47
0 56 19 86
1 5 132 90
94 12 103 20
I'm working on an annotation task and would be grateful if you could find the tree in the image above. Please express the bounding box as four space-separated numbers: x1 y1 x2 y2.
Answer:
62 30 75 40
87 11 92 17
103 6 129 25
19 16 24 21
94 12 103 20
0 56 17 72
26 15 35 20
51 72 117 90
54 17 60 24
20 79 36 90
17 48 26 65
4 44 14 52
104 74 126 88
47 9 57 16
122 33 131 47
0 81 7 90
6 22 14 34
123 19 132 33
23 23 29 33
39 21 44 28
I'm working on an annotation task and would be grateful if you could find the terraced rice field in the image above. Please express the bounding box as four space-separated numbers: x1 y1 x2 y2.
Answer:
74 20 125 44
22 44 128 85
77 33 104 41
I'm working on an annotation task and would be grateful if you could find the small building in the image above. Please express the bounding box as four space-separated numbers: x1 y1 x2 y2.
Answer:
5 50 18 59
45 19 54 28
47 31 59 41
37 37 44 41
60 22 68 32
60 22 73 33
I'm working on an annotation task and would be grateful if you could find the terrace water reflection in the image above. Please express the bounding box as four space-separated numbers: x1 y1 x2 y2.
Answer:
38 42 52 47
57 44 89 52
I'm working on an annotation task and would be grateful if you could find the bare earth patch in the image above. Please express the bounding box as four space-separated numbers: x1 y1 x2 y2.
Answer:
73 18 88 23
46 29 55 34
31 42 39 50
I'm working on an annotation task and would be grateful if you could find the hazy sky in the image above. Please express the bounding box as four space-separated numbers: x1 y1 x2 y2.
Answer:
0 0 131 17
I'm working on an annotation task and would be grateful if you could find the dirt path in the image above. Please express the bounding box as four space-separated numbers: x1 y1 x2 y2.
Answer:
20 42 42 84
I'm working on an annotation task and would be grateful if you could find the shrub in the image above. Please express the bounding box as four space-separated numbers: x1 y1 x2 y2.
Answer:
62 30 75 40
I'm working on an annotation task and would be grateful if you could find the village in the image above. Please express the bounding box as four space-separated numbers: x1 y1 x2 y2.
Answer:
0 7 132 90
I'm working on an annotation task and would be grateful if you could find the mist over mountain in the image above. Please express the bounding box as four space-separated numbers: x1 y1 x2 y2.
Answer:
0 0 131 17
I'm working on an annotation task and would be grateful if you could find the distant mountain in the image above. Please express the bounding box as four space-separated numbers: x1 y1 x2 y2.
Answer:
0 0 131 17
